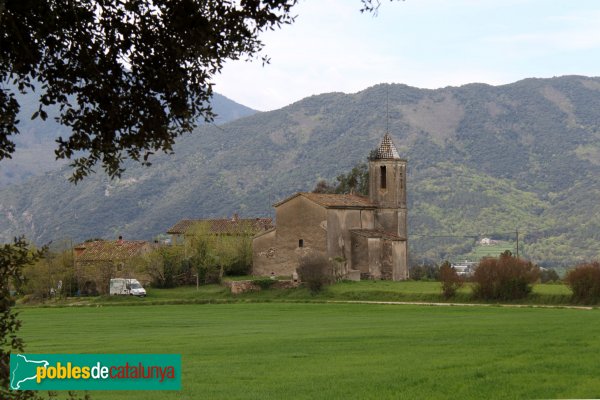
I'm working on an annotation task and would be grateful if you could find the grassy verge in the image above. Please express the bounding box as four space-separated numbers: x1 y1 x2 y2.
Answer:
16 281 577 308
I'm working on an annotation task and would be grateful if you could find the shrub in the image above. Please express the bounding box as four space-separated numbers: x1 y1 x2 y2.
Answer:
565 261 600 304
439 261 463 299
472 251 540 301
296 253 334 294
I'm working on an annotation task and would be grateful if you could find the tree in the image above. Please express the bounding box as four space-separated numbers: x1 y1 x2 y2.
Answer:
0 0 391 182
472 251 540 301
565 261 600 304
186 221 253 282
0 237 44 400
439 261 463 299
312 161 370 195
0 0 298 182
22 248 75 300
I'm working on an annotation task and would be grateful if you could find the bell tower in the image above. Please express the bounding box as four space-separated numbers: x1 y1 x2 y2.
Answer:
368 133 407 239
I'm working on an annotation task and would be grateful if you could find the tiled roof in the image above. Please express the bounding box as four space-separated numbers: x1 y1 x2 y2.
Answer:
274 192 375 209
167 217 273 235
374 133 401 160
74 240 152 262
350 229 404 241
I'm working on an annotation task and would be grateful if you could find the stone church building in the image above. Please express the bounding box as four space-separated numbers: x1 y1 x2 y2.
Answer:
253 133 408 280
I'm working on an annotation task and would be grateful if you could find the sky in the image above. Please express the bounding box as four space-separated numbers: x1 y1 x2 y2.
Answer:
212 0 600 111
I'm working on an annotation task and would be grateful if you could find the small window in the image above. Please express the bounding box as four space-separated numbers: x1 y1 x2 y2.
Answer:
400 166 404 189
299 239 304 248
380 166 387 189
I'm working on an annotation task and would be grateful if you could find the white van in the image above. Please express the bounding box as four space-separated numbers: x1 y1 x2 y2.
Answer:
109 278 146 297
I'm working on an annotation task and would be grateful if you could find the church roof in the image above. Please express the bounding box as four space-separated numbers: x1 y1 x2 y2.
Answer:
274 192 375 209
374 133 401 160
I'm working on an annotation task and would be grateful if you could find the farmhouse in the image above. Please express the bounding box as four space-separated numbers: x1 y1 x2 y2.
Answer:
167 214 273 245
73 237 155 294
253 133 409 280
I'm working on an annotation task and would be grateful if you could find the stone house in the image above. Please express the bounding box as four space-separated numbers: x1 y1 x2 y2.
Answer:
253 133 408 280
73 238 155 294
167 214 273 245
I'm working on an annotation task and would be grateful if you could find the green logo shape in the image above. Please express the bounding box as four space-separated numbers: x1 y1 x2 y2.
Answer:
10 354 181 391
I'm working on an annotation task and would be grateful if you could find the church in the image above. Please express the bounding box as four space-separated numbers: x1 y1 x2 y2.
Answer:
252 133 408 281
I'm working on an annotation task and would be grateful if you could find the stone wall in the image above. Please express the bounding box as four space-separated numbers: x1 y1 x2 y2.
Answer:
226 280 300 295
274 196 327 275
326 208 373 269
252 229 278 276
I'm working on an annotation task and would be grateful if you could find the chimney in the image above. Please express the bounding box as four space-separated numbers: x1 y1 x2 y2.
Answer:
74 245 86 258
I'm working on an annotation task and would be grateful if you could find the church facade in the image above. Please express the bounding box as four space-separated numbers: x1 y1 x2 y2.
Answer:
252 133 408 280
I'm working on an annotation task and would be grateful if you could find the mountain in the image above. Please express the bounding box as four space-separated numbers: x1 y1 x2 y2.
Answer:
1 75 600 267
0 90 257 187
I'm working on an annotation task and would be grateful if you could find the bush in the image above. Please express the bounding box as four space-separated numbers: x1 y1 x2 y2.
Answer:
296 253 334 294
472 251 540 301
565 261 600 304
439 261 463 299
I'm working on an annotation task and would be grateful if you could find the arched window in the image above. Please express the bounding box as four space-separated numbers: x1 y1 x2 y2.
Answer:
380 166 387 189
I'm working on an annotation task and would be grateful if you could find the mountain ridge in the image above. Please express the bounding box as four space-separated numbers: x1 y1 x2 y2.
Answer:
0 90 257 188
1 75 600 267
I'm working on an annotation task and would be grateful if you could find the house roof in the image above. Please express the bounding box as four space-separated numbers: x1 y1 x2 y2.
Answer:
273 192 376 209
74 240 152 262
350 229 405 241
167 216 273 235
374 133 402 160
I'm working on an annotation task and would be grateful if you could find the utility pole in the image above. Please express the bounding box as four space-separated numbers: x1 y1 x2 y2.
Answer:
516 228 519 259
70 239 74 297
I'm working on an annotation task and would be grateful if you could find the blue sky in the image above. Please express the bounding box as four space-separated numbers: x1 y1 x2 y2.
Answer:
213 0 600 111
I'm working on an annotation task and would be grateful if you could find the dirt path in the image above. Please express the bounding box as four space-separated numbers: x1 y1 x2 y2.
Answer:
326 300 594 310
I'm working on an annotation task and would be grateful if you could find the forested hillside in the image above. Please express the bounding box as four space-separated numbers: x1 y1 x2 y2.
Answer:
1 75 599 267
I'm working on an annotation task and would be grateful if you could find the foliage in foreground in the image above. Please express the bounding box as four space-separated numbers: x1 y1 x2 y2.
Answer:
0 237 43 399
0 0 298 181
565 261 600 304
472 251 540 300
1 238 89 399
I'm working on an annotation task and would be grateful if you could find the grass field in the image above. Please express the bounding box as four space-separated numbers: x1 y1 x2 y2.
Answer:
464 242 515 261
41 280 573 307
17 302 600 399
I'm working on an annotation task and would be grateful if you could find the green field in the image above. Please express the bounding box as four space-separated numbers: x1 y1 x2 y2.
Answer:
43 280 573 307
464 242 515 261
17 302 600 399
